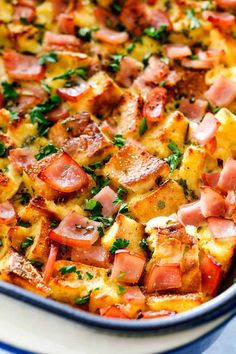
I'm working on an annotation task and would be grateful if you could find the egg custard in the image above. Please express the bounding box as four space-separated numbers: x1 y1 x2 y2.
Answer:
0 0 236 320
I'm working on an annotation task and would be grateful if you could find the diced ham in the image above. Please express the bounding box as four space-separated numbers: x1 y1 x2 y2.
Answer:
115 56 143 88
199 253 223 295
57 83 91 102
93 186 119 217
0 201 16 224
205 77 236 107
3 50 45 81
202 172 220 188
203 11 235 27
208 217 236 238
142 56 169 85
58 14 75 35
149 9 172 30
45 104 70 122
9 148 36 173
123 286 145 307
177 201 205 226
50 211 99 248
165 44 191 59
179 98 207 121
52 0 68 17
120 0 150 35
43 243 58 284
94 29 129 45
71 245 109 268
181 57 213 70
218 158 236 192
38 152 89 193
95 7 119 27
141 310 176 319
206 137 217 154
192 113 220 145
225 190 236 216
111 250 146 284
17 82 47 113
100 305 129 319
216 0 236 8
145 263 182 293
13 5 35 22
143 87 167 122
200 186 226 218
43 32 80 52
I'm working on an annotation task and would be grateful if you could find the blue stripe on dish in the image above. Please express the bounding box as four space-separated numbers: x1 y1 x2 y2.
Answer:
0 341 35 354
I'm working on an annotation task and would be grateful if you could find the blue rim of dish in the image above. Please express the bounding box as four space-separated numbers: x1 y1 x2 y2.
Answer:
0 280 235 333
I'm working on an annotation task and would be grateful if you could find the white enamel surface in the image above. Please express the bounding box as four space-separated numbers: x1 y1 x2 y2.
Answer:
0 294 231 354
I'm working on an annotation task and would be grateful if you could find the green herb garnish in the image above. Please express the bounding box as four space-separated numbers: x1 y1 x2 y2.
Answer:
157 200 165 209
144 25 169 44
1 82 18 101
52 67 88 81
112 134 125 148
165 140 182 172
0 143 6 157
186 9 201 30
140 239 148 250
59 265 77 275
75 294 90 305
110 238 130 254
35 144 59 160
20 237 33 251
139 118 148 136
39 51 58 65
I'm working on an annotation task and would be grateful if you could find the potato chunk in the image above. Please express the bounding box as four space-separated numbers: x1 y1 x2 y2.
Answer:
104 143 169 194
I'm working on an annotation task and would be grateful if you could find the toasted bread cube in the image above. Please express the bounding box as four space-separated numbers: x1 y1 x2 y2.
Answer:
104 143 169 194
88 71 122 117
197 225 236 273
146 223 201 293
50 260 109 304
172 145 206 196
23 153 62 200
0 224 10 260
0 165 22 202
0 249 50 296
129 179 186 222
106 92 143 139
146 293 203 313
140 111 189 158
102 214 145 256
89 284 120 313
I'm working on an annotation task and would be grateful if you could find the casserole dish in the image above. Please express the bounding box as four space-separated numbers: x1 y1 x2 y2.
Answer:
0 0 236 353
0 273 235 354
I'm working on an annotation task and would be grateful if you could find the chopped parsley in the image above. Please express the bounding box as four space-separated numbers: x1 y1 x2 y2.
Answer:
20 237 33 251
35 144 59 160
144 25 169 44
75 294 90 305
165 140 182 172
0 239 3 247
18 219 31 228
117 284 126 295
113 187 128 204
140 239 148 250
50 220 59 228
41 81 51 94
84 199 102 215
86 272 94 279
176 178 197 200
90 215 113 228
39 51 58 65
18 192 31 205
186 9 201 30
118 202 128 215
0 143 6 157
127 42 136 54
78 28 93 41
110 238 130 254
139 118 148 136
157 200 165 209
9 110 19 121
111 1 122 14
59 265 77 274
112 134 126 148
160 57 169 65
108 53 124 73
30 96 61 136
1 82 18 101
52 67 88 81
